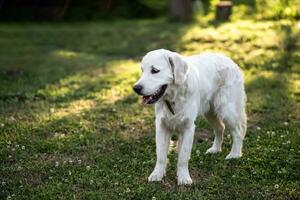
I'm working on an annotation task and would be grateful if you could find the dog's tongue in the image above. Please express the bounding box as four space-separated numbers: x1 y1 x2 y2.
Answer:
142 96 151 104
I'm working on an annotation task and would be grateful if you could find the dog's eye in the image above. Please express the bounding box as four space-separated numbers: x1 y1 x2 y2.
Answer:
151 67 160 74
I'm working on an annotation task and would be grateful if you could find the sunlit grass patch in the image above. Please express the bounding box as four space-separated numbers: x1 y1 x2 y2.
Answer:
50 99 96 119
36 59 140 104
96 60 140 103
53 50 78 59
180 20 300 72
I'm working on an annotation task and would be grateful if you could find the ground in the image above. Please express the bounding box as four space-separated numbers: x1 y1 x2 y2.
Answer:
0 17 299 199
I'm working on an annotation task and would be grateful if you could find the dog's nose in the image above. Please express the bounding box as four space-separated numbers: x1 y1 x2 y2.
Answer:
133 84 143 95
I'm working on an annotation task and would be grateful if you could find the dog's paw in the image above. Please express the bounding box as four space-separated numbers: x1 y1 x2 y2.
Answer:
148 170 165 182
178 174 193 185
205 147 222 154
177 169 193 185
225 152 242 159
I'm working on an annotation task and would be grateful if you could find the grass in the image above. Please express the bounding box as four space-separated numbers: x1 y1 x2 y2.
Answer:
0 17 299 199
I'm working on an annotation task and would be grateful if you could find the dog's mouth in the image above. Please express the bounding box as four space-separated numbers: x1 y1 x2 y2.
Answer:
142 84 168 104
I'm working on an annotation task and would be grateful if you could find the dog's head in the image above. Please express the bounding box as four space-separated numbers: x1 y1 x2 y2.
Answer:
133 49 188 104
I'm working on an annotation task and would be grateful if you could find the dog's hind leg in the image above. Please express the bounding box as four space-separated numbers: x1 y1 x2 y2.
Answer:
205 111 225 154
216 75 247 159
223 106 247 159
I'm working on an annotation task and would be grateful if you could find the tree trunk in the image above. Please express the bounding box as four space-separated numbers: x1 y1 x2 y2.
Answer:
169 0 192 21
216 1 232 21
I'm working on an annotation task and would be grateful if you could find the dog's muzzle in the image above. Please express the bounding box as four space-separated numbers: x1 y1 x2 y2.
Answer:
141 84 168 104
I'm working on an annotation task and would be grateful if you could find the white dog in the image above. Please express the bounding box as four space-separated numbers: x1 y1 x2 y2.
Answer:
133 49 247 185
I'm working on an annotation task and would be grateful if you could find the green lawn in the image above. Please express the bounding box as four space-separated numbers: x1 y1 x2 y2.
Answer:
0 18 299 199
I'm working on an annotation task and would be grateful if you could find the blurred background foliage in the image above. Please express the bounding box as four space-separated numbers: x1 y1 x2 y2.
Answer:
0 0 299 21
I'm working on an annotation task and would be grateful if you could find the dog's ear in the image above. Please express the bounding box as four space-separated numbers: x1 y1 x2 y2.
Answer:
167 52 188 85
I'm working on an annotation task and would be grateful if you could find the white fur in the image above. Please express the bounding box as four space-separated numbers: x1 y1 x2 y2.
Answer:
135 49 247 185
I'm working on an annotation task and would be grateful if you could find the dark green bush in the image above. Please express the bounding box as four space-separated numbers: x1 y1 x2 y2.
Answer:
64 0 168 20
0 0 298 21
0 0 168 21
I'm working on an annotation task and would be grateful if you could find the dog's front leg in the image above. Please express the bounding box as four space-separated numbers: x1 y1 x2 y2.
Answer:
148 119 170 182
177 123 195 185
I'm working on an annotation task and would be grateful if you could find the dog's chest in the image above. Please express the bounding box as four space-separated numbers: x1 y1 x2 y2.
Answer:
161 113 189 132
157 87 191 132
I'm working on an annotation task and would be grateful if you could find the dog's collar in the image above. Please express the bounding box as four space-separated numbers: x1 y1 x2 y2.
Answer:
164 100 175 115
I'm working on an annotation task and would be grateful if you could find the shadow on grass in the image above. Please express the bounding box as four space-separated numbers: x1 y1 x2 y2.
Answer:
276 24 300 72
245 71 294 126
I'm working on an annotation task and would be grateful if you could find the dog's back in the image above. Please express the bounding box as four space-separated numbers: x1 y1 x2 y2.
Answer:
186 52 243 84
